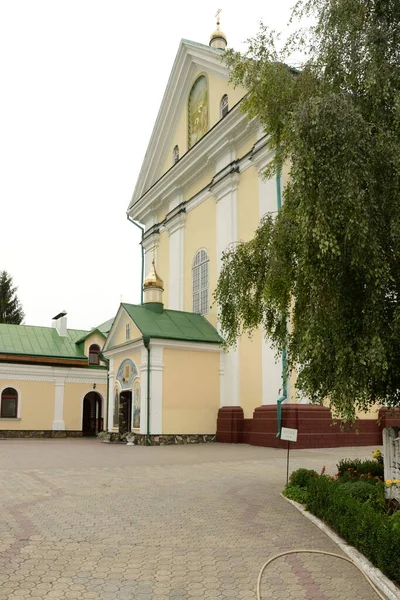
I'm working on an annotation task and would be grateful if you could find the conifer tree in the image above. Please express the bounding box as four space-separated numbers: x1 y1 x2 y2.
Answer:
0 271 25 324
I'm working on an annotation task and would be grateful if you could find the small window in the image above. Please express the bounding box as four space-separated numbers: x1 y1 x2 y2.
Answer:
126 324 130 340
192 249 209 315
1 388 18 418
88 344 100 365
220 94 228 118
173 145 179 164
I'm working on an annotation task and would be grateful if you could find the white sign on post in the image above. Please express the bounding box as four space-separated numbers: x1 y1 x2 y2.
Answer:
281 427 298 442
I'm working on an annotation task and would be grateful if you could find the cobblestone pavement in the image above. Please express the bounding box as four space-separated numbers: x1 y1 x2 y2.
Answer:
0 441 384 599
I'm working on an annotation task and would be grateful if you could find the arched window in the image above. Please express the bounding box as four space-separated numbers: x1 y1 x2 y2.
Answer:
1 388 18 418
173 145 179 164
88 344 100 365
220 94 229 118
192 249 209 315
188 75 208 149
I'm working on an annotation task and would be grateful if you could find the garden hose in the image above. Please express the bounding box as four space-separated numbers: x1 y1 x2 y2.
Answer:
257 549 387 600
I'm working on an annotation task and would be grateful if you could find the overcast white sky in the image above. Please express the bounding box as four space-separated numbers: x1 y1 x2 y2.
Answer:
0 0 298 331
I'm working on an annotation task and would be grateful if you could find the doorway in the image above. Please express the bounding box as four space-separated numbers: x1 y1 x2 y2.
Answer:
119 391 132 435
82 391 103 436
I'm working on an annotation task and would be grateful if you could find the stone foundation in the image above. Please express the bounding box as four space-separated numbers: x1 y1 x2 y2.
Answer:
217 404 384 449
0 430 83 439
107 433 216 445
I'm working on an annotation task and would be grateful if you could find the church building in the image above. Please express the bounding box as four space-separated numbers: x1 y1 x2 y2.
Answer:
122 16 384 448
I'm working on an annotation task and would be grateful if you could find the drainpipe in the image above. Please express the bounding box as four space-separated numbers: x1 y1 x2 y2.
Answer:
127 215 144 305
99 353 110 432
275 160 288 437
143 336 151 445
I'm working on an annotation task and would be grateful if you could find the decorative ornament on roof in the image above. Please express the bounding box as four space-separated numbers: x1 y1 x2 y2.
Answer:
143 258 164 290
210 8 227 50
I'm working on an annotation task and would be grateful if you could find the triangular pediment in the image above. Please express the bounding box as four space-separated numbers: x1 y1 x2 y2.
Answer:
129 39 242 211
103 305 143 352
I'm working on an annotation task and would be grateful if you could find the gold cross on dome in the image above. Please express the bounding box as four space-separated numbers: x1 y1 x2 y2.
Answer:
216 8 222 23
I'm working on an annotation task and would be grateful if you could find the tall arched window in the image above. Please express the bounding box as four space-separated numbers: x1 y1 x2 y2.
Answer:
1 388 18 418
88 344 100 365
192 249 209 315
188 75 208 149
173 145 179 164
220 94 229 118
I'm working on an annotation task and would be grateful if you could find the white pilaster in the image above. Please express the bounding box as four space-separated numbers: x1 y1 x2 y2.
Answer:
107 359 114 432
213 162 240 407
140 347 148 435
149 344 163 434
166 213 186 310
52 378 65 430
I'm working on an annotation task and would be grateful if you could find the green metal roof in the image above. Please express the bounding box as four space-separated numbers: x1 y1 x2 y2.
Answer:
97 318 114 334
0 324 90 359
120 303 222 345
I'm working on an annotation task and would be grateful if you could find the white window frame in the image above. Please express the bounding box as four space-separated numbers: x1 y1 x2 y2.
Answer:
192 248 209 316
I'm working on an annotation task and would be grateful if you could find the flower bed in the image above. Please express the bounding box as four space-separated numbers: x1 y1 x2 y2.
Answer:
283 452 400 584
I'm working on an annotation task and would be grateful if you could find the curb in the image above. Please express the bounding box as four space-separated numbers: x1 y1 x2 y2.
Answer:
282 494 399 600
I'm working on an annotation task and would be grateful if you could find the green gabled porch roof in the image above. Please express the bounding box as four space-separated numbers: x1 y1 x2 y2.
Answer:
121 303 222 345
0 323 89 359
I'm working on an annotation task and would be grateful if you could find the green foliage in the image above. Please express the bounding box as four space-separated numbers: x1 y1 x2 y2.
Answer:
289 467 318 488
283 484 309 504
0 271 24 325
215 0 400 420
307 476 400 582
336 458 384 479
339 481 385 512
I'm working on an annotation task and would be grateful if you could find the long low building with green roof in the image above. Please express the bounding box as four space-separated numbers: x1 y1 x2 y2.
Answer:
0 312 112 437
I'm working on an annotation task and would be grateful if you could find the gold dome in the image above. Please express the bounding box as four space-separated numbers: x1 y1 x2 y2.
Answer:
143 259 164 290
209 9 227 50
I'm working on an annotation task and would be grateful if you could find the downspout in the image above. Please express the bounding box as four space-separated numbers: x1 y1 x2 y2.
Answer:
275 160 288 437
143 336 151 445
127 215 145 305
99 353 110 432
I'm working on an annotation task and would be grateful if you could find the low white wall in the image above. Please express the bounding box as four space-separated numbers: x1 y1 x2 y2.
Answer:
382 426 400 501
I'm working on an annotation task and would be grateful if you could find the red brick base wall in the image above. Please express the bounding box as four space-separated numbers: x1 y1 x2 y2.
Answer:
216 404 390 449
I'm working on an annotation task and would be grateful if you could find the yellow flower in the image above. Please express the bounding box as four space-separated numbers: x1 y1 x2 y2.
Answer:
394 479 400 484
386 480 393 485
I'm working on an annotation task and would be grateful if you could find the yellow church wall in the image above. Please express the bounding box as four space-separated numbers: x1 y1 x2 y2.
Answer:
162 348 220 434
157 230 169 308
0 380 54 430
109 314 142 349
161 70 246 177
237 166 260 243
184 196 217 326
63 382 107 431
239 330 263 418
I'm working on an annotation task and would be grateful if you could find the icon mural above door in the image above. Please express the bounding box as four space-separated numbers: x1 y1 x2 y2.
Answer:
116 359 138 390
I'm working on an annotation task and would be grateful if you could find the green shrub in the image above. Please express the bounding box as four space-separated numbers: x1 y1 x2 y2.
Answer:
289 468 318 489
307 476 400 582
283 484 309 504
336 458 384 478
339 480 385 511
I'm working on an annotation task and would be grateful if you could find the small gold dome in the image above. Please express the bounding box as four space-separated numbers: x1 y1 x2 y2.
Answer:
143 259 164 290
209 9 227 50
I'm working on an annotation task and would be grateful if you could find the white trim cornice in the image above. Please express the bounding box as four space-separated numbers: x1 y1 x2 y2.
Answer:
102 339 144 358
0 363 107 384
164 211 186 235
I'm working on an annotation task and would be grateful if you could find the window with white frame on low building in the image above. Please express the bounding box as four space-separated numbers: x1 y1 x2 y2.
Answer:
126 323 130 340
1 387 18 418
192 249 209 315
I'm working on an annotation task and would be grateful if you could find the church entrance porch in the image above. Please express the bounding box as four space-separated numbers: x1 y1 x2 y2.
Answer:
119 391 132 435
82 392 103 437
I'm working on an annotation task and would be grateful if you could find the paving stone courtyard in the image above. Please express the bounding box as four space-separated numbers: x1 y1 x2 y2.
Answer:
0 440 383 599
